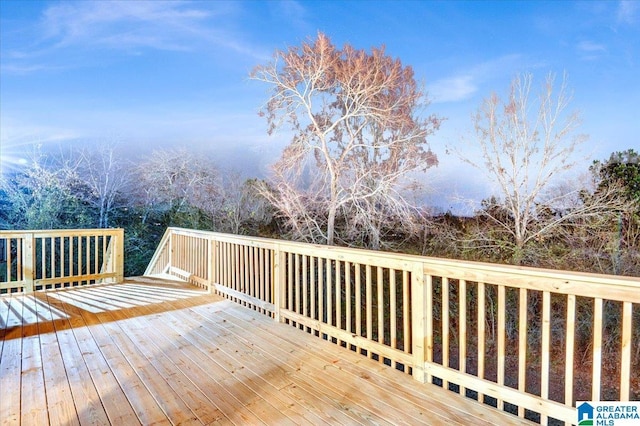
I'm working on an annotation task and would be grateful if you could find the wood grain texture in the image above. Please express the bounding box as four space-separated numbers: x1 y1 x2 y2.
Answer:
1 277 531 425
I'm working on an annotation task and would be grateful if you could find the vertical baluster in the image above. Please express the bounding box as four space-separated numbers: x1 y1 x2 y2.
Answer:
541 291 551 425
287 252 293 312
94 235 98 276
497 285 506 410
424 274 432 381
233 243 238 292
519 288 528 418
224 242 230 288
258 247 265 303
310 256 316 320
70 237 75 278
201 236 205 282
50 236 55 280
249 246 255 299
366 265 372 358
232 241 238 293
355 263 362 348
346 261 352 337
402 270 410 360
61 236 67 279
318 257 324 329
564 294 576 410
85 235 90 284
377 266 384 361
41 237 46 282
326 258 333 327
215 241 220 284
459 279 467 396
244 245 251 298
7 238 13 282
295 254 300 315
302 254 308 319
390 268 397 369
217 241 222 286
199 237 203 278
192 237 197 278
592 297 603 402
224 243 233 288
18 237 22 282
442 277 449 389
183 236 191 280
199 238 203 278
478 281 486 403
620 301 632 401
336 260 342 335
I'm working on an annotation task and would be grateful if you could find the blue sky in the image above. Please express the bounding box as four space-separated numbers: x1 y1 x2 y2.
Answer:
1 0 638 211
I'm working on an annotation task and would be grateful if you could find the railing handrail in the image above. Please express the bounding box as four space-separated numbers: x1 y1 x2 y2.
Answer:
0 228 123 238
143 227 172 276
157 227 640 288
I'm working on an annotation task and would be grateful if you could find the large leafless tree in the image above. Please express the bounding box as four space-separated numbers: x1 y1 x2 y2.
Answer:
251 32 440 248
461 73 632 263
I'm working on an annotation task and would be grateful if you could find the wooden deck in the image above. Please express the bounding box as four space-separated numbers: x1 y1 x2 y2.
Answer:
1 277 531 425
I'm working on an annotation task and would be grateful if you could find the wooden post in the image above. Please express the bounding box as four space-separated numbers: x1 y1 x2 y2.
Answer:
168 231 173 275
115 229 124 283
207 237 215 294
273 245 286 323
411 261 427 383
23 233 35 293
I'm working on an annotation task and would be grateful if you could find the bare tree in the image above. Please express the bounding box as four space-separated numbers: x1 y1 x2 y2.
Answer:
0 146 92 229
76 143 132 228
251 32 440 248
215 173 272 235
460 73 632 263
133 148 221 227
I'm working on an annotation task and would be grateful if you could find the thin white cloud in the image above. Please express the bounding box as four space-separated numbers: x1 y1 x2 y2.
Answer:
428 75 477 103
577 41 606 52
617 0 639 24
269 0 309 30
0 63 64 74
576 40 607 61
2 0 267 74
41 1 213 51
428 54 524 104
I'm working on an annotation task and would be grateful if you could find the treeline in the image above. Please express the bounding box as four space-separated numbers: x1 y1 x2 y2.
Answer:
0 144 638 277
0 145 274 276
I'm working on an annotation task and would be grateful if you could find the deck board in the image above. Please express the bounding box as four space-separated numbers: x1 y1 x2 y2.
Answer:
1 295 23 425
0 277 533 425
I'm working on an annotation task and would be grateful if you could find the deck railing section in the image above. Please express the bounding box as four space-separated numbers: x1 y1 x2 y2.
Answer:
146 227 640 425
0 229 124 294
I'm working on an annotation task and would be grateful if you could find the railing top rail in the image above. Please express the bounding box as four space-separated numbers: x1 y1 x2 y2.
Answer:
165 227 640 287
0 228 123 238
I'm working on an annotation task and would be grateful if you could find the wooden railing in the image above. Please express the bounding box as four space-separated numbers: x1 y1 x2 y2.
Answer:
145 227 640 425
0 229 124 294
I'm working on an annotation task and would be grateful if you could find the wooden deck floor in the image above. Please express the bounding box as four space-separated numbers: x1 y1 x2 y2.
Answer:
1 277 531 425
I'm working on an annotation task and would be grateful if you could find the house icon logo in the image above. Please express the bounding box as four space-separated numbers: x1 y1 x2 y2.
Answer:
578 402 594 425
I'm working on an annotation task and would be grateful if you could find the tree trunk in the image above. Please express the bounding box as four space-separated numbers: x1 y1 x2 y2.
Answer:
327 205 336 246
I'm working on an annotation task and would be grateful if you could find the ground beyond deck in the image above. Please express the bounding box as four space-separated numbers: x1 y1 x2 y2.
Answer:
0 277 531 425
